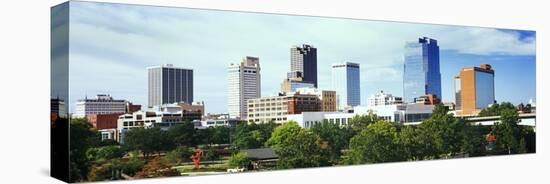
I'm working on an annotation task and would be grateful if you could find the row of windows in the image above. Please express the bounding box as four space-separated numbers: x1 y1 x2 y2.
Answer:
304 118 353 128
248 112 288 117
249 102 288 107
249 117 288 122
249 107 284 112
123 121 145 127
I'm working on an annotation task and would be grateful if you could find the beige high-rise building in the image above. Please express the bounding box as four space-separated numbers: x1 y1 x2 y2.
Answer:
454 64 495 116
228 56 261 120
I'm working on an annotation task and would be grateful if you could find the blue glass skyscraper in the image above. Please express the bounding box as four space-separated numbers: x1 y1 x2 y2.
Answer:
403 37 441 103
332 62 360 110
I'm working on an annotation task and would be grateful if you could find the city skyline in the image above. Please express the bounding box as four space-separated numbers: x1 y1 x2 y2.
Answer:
61 1 536 113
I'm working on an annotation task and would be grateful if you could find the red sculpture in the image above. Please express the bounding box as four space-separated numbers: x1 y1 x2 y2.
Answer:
190 149 203 171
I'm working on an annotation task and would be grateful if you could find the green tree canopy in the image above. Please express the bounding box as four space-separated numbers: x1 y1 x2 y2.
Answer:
342 120 405 164
400 104 487 159
86 145 126 163
266 121 322 169
166 122 197 147
208 126 230 145
228 152 250 168
123 127 174 158
310 120 353 165
69 118 100 182
479 102 516 117
164 146 192 165
347 112 380 133
492 108 523 154
233 122 278 149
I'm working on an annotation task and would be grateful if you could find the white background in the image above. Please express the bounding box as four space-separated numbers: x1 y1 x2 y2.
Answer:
0 0 547 183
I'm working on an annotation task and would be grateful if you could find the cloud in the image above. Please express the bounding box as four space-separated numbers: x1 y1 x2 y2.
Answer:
430 27 536 55
65 1 535 112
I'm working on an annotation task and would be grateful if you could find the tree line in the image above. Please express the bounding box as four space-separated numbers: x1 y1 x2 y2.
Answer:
68 102 535 182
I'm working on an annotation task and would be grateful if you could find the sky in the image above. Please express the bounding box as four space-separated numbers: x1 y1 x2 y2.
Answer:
56 1 536 113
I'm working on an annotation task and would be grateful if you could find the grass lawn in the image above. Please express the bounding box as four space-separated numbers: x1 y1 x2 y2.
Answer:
173 160 232 173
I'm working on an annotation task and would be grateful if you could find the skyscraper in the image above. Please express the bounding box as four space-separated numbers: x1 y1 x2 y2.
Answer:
403 37 442 103
454 64 495 116
228 56 261 119
147 64 193 107
332 62 361 110
290 44 317 87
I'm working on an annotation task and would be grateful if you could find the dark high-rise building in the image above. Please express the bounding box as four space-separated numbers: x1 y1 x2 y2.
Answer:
148 64 193 107
403 37 441 103
290 44 318 87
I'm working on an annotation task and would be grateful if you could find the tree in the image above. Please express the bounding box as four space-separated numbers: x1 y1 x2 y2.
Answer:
479 102 516 117
398 126 424 160
124 127 174 158
166 122 197 147
208 126 230 145
347 112 380 133
87 160 121 181
310 120 352 165
460 125 490 157
233 122 278 149
164 146 192 165
228 152 250 168
411 104 475 159
86 145 126 163
492 108 522 154
87 158 145 181
399 104 488 159
204 148 221 161
266 122 322 169
521 126 536 153
134 157 180 178
342 120 405 164
69 118 100 182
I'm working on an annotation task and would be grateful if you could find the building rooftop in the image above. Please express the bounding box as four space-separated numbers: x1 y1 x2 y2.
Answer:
242 148 278 160
146 64 193 71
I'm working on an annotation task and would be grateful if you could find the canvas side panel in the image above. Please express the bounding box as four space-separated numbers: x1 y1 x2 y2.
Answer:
51 1 70 183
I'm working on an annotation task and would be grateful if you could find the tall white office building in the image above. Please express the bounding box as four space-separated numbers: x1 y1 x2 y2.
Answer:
228 56 261 119
332 62 360 110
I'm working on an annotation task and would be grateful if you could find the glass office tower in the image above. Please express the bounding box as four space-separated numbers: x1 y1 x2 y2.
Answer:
332 62 360 110
403 37 441 103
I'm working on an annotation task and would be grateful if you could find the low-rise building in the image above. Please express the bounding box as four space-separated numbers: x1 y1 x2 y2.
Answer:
197 113 240 128
177 101 204 116
116 103 200 143
74 94 127 118
247 92 321 124
280 78 315 93
287 103 435 128
367 90 403 106
87 113 123 130
354 103 434 123
125 102 141 113
414 94 441 105
286 112 355 128
51 97 66 118
295 87 337 112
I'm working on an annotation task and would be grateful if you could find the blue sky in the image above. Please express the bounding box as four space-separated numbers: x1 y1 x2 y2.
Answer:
59 1 536 113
